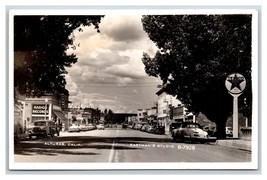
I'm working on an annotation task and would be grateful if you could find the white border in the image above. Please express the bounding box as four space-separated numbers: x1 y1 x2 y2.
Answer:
9 8 258 170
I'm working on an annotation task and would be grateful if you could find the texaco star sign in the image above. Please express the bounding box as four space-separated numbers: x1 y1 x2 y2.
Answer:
225 73 246 95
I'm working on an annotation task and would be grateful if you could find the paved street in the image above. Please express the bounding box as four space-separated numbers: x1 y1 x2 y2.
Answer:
14 127 251 163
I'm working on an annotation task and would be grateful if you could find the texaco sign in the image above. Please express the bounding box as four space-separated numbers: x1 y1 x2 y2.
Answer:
225 73 246 95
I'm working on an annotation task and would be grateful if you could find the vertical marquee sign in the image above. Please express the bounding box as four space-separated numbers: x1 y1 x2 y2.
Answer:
225 73 246 138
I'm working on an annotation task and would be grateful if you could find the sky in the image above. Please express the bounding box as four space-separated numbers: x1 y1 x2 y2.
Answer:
66 15 162 113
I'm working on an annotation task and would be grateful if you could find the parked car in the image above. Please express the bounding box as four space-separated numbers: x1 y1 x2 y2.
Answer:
146 125 155 133
27 120 59 139
97 124 105 130
202 125 217 136
122 123 128 129
135 123 142 130
79 124 88 131
140 124 149 132
172 122 216 143
88 124 97 130
170 122 182 134
68 124 80 132
225 127 233 137
154 126 165 134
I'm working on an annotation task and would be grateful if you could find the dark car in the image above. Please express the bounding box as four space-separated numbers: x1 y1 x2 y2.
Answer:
28 120 59 139
154 126 165 134
122 123 128 129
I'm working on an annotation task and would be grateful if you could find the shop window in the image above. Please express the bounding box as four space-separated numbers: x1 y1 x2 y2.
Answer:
32 116 45 122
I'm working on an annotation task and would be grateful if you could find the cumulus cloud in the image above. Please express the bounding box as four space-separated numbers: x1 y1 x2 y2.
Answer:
65 74 79 96
101 15 146 42
79 50 130 68
66 15 159 113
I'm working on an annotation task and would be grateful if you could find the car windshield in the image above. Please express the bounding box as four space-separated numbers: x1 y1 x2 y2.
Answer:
186 124 200 128
171 123 181 128
34 121 46 126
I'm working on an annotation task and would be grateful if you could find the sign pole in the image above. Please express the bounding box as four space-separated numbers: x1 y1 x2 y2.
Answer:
233 94 241 138
225 73 246 139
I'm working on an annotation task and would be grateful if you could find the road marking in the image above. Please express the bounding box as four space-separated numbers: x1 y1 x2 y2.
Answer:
108 139 116 163
108 129 118 163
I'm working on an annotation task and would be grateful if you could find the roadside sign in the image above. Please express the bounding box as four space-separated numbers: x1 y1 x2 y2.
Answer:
225 73 246 95
225 73 246 139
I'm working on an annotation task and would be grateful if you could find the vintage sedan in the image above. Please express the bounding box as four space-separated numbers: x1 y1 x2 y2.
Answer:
68 124 80 132
79 124 88 131
27 120 59 139
97 124 105 130
225 127 233 137
88 124 97 130
172 122 216 143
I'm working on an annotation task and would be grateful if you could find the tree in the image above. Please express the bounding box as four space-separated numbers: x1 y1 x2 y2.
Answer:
14 15 104 97
141 15 252 138
104 109 114 124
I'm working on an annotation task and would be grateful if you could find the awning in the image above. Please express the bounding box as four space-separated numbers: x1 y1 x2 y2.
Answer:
53 110 67 121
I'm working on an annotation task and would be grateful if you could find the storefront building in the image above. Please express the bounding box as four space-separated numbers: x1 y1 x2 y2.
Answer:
147 107 157 125
21 91 69 131
156 87 182 134
137 109 148 123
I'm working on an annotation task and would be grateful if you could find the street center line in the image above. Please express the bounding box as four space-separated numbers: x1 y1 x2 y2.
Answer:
108 128 118 163
108 139 116 163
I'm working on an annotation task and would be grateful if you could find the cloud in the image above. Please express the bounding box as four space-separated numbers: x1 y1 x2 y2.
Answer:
65 15 160 113
101 15 146 42
65 74 79 96
79 50 130 68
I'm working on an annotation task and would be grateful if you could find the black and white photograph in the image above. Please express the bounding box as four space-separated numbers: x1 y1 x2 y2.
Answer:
9 9 258 170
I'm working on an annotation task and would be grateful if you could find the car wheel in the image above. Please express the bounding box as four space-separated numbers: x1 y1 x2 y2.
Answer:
44 133 48 138
190 136 195 143
29 135 32 140
180 133 185 142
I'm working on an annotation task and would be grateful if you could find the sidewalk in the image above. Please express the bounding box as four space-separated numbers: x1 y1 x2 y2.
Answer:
215 139 251 151
165 134 251 151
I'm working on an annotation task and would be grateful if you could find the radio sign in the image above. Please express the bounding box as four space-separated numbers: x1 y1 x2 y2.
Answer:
32 104 49 115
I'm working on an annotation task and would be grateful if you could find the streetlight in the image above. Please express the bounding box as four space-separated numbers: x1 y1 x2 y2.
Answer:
44 98 48 121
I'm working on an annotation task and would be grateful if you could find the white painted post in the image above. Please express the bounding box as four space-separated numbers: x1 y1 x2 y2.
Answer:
225 73 246 139
233 94 240 138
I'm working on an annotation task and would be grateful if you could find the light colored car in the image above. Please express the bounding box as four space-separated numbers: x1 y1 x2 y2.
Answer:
88 124 97 130
97 124 105 130
172 122 216 143
202 125 217 136
135 123 142 130
79 124 88 131
146 125 155 133
68 124 80 132
225 127 233 137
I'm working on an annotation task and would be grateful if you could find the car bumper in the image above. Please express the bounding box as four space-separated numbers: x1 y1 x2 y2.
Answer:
184 136 217 143
68 129 80 132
